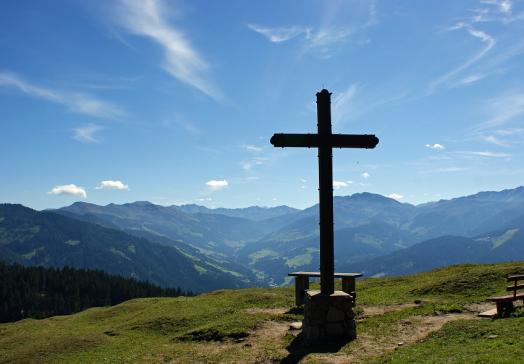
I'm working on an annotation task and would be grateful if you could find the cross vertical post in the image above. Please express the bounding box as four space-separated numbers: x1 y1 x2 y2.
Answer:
317 89 335 295
270 88 378 299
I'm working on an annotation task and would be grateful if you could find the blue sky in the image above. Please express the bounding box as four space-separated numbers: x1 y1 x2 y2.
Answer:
1 0 524 210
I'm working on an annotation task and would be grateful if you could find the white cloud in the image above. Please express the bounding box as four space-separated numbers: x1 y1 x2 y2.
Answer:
431 25 495 90
114 0 220 99
458 73 488 85
480 134 510 147
95 180 129 190
462 151 511 158
387 193 404 200
247 24 309 43
333 181 350 189
420 167 466 174
304 28 352 57
332 85 358 125
73 124 102 143
247 24 352 58
425 143 445 150
242 144 263 152
0 71 123 119
361 172 370 179
495 128 524 136
480 0 513 15
48 184 87 198
330 85 407 126
206 179 228 190
197 197 212 202
180 121 200 135
479 93 524 130
241 157 268 171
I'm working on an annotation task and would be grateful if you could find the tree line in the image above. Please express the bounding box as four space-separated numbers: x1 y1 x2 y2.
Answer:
0 262 193 323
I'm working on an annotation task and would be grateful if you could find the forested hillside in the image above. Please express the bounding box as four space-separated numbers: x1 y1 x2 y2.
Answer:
0 262 189 323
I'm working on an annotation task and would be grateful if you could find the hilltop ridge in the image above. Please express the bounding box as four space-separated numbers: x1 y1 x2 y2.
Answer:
1 261 523 363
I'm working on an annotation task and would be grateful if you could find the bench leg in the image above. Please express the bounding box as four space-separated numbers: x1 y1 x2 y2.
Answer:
342 277 356 306
295 276 309 306
496 301 514 318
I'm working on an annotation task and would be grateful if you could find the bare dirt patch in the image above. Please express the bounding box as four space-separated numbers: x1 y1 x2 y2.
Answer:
235 320 291 363
309 312 478 364
243 308 288 315
361 303 418 317
464 302 496 314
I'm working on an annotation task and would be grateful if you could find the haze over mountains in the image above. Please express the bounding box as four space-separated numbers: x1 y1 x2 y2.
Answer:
1 186 524 290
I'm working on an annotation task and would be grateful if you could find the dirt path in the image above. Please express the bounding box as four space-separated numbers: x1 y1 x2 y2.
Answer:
243 308 288 315
309 312 478 363
361 303 418 317
221 304 484 363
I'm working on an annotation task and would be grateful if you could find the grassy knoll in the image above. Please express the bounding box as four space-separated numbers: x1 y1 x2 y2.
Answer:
1 262 524 363
379 315 524 363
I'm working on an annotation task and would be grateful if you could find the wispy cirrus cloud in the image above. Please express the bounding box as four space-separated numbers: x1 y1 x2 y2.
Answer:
241 157 269 171
114 0 220 99
0 71 124 119
242 144 263 153
419 167 466 174
332 85 358 125
477 92 524 130
48 184 87 198
330 84 408 126
247 24 352 58
433 1 524 90
477 128 524 147
473 0 524 23
459 150 511 158
73 124 102 143
431 25 496 90
246 24 310 43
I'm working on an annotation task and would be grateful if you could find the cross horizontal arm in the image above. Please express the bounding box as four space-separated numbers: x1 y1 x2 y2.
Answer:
270 133 379 149
270 133 318 147
330 134 379 149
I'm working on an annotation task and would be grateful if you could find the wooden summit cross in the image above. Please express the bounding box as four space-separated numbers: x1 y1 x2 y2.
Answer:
271 89 379 295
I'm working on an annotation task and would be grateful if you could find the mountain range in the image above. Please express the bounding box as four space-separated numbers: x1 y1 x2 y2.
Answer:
0 204 257 291
1 186 524 289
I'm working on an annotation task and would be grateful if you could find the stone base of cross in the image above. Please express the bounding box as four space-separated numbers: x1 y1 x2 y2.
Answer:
303 290 356 342
271 89 379 343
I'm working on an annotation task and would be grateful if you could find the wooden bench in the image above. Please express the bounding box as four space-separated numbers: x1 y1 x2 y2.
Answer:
487 274 524 317
288 271 363 306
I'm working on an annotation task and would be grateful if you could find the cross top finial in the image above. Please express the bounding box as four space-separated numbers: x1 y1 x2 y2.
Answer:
317 89 331 97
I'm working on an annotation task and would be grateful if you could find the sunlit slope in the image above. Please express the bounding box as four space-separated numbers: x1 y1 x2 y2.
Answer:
1 262 524 363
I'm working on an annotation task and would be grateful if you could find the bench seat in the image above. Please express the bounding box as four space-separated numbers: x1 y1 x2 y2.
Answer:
288 271 362 306
487 274 524 317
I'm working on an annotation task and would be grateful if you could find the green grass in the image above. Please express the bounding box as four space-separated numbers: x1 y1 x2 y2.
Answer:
0 288 296 363
357 261 524 305
379 317 524 363
1 262 524 363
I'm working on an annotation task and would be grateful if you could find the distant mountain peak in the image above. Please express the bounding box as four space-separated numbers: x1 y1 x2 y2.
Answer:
125 201 154 206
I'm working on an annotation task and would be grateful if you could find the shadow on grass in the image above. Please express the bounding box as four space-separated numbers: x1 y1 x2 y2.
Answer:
281 333 351 364
285 306 303 315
